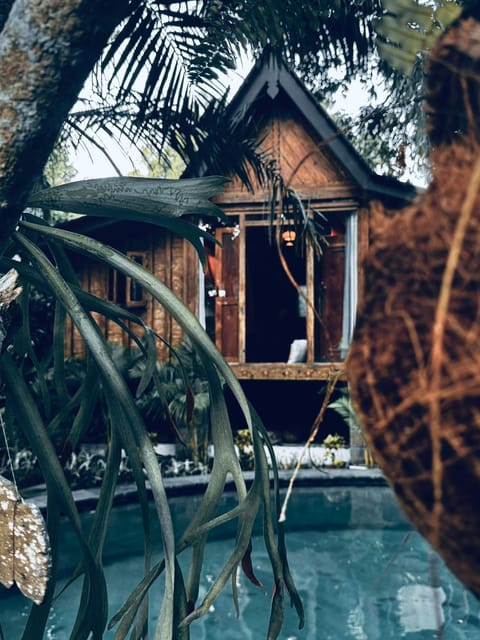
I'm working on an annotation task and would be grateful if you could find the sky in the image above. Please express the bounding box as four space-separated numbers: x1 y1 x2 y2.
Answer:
71 54 253 180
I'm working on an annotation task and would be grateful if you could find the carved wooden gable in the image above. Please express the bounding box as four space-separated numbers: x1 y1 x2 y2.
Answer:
263 112 356 192
214 95 357 205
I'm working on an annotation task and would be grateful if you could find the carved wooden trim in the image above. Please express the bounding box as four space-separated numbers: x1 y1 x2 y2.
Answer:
230 362 345 380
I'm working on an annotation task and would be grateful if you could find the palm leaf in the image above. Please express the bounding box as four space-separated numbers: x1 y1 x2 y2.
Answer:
102 0 229 114
64 0 386 178
374 0 462 74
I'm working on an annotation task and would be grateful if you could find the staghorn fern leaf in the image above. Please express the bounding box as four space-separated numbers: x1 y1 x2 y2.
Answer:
27 176 228 220
15 218 303 638
27 175 227 265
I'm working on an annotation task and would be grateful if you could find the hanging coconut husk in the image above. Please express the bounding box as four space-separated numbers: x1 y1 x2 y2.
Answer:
347 9 480 601
347 141 480 599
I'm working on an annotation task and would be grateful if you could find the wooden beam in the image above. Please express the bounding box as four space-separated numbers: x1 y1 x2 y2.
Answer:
214 187 360 207
230 362 345 381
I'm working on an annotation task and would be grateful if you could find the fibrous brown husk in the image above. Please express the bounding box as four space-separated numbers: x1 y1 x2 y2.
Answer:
425 15 480 146
347 141 480 600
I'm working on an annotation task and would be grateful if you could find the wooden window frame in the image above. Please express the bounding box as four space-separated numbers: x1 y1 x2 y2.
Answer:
212 207 356 368
125 251 147 308
108 251 148 309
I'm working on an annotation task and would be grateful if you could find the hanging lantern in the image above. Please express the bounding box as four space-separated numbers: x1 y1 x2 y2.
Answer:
282 229 296 246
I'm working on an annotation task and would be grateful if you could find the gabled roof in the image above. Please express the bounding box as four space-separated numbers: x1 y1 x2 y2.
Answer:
65 52 416 238
200 50 417 207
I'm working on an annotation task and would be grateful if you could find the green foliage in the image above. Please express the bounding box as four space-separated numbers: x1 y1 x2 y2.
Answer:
130 338 212 464
234 428 255 470
128 146 186 179
328 389 377 467
0 175 303 639
328 387 363 432
375 0 462 74
322 433 347 449
321 433 347 467
61 1 468 199
44 143 78 188
64 1 392 186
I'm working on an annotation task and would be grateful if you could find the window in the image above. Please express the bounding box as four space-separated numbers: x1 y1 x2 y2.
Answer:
126 252 147 307
108 251 147 308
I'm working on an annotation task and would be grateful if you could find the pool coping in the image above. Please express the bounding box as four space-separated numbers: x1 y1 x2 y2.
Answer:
24 467 387 512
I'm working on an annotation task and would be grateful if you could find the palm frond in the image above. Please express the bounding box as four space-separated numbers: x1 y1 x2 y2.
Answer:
64 0 389 183
102 0 229 117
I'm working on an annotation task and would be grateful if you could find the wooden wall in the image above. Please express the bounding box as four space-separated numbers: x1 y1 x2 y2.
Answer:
64 224 199 360
214 102 359 206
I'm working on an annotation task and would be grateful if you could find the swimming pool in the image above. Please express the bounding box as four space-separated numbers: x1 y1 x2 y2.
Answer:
1 485 479 638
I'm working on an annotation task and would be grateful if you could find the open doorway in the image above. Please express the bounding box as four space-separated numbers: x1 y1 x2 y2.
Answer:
245 226 306 362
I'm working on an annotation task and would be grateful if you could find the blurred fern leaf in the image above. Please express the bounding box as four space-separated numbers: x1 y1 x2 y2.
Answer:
375 0 462 74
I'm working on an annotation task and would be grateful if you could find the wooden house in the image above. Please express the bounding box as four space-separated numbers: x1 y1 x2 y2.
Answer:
64 53 416 441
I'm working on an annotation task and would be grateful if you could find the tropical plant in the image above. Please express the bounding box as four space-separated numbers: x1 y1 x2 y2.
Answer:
327 387 363 434
59 0 472 186
321 433 347 468
327 387 375 467
0 174 305 639
131 337 213 464
316 0 471 184
374 0 462 75
234 428 255 470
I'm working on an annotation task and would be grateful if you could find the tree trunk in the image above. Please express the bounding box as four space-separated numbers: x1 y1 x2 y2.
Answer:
0 0 129 253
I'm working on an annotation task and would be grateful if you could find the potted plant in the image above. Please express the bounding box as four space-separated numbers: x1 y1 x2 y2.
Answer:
321 433 347 467
328 388 375 467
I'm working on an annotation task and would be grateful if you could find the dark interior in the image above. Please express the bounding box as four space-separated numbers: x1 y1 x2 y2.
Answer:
245 226 306 362
225 380 349 444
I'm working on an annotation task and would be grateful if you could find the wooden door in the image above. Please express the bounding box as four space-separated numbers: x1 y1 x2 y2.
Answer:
215 227 240 362
315 234 345 360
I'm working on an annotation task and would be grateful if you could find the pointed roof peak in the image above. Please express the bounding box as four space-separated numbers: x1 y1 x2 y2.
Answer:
223 52 416 206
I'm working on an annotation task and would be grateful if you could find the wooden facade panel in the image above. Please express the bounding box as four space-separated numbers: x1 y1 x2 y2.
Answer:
215 228 240 361
183 240 199 315
315 235 345 360
216 299 239 362
214 187 359 206
154 233 174 357
275 115 355 190
89 263 108 340
65 266 90 358
213 121 356 210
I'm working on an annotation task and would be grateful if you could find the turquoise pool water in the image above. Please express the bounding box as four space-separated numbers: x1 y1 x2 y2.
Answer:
1 486 479 638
